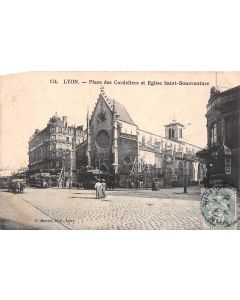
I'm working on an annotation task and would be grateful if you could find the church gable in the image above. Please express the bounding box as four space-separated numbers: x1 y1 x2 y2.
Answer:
90 93 113 125
91 87 136 126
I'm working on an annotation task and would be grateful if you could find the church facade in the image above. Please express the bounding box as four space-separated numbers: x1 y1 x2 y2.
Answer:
75 87 206 188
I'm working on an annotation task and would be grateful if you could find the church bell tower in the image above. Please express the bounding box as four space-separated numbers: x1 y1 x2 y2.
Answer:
164 118 185 141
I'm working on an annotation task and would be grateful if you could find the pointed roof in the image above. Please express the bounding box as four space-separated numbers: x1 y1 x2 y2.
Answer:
109 99 136 125
99 87 136 125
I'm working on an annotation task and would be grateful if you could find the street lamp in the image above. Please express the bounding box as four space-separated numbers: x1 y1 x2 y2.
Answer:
183 160 187 193
96 152 102 181
98 157 101 180
61 150 70 188
61 154 66 188
69 148 73 188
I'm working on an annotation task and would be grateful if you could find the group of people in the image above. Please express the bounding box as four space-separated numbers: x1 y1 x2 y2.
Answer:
127 179 159 191
8 180 25 193
94 179 107 200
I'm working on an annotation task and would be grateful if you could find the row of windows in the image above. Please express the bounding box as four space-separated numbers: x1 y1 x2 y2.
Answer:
30 132 82 149
51 135 71 142
50 136 82 144
30 139 76 153
29 151 71 163
50 127 77 134
209 117 239 148
50 126 84 135
141 135 196 154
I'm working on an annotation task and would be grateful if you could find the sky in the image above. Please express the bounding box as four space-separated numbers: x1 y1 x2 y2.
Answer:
0 71 239 170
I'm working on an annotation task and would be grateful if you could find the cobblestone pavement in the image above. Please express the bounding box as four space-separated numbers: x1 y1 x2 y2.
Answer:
1 186 205 230
236 190 240 230
1 186 239 230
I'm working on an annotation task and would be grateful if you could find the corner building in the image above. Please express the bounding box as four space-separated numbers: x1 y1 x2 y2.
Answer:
28 113 85 184
198 86 240 189
76 87 206 188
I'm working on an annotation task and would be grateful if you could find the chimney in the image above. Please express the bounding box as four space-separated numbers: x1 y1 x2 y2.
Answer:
62 116 68 127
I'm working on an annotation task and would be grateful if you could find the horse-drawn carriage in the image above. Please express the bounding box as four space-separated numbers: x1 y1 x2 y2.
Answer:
8 179 25 193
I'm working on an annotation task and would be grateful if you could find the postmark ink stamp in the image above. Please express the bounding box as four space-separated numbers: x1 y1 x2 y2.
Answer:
201 188 237 229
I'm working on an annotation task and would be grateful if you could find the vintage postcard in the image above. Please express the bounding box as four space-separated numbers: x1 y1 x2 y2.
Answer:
0 71 239 230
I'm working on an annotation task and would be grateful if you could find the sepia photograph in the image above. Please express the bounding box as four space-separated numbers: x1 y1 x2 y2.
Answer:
0 71 239 230
1 2 240 300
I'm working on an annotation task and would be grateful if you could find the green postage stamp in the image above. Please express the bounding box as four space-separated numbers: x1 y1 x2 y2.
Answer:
201 188 237 229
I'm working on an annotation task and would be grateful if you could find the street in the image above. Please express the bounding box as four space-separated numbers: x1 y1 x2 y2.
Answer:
0 186 206 230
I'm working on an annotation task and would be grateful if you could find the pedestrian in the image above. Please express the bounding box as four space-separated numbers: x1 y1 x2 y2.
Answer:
95 179 102 199
145 181 149 189
135 179 138 189
101 179 107 200
20 181 24 193
151 179 157 191
112 180 115 190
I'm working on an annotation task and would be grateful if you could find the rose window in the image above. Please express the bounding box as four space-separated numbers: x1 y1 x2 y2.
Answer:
96 130 110 148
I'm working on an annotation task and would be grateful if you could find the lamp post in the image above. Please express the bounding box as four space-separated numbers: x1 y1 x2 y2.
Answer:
183 159 187 193
96 152 102 180
62 150 71 188
62 153 66 188
99 157 101 180
69 148 73 188
182 122 192 193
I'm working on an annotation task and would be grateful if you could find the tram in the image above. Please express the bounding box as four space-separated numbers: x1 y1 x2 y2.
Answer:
0 176 11 189
29 172 50 188
78 169 114 189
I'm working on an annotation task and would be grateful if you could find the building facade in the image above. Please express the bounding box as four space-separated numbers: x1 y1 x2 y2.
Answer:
28 113 85 185
198 86 240 189
76 87 206 188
